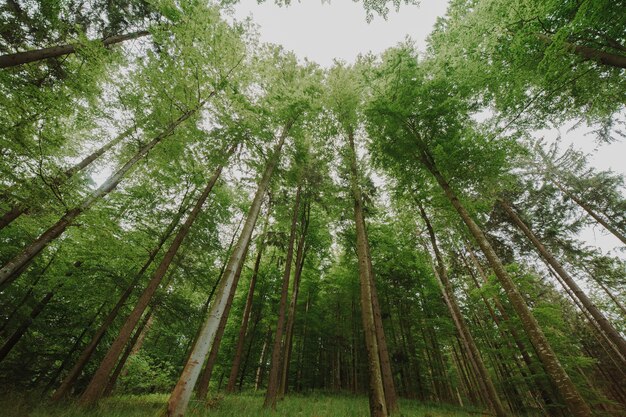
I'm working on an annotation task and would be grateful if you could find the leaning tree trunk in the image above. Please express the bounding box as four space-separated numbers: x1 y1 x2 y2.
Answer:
195 243 250 400
0 102 206 290
51 197 187 402
0 123 137 231
0 289 55 362
535 33 626 70
418 204 509 417
0 29 151 68
500 200 626 363
103 309 155 397
417 146 592 417
348 130 388 417
79 149 228 407
264 185 302 409
226 225 268 393
279 204 310 397
367 252 399 414
551 179 626 245
165 122 292 417
420 148 591 417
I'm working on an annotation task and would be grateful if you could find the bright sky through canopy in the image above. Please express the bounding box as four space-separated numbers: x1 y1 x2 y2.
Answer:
228 0 625 255
232 0 449 67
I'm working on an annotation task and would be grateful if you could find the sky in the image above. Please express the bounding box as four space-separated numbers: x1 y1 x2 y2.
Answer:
231 0 448 66
227 1 625 255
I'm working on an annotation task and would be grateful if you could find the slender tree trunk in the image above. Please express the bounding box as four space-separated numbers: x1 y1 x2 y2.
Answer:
551 179 626 245
0 289 55 362
103 308 155 397
296 292 311 392
0 103 206 290
255 328 272 391
347 130 388 417
0 30 151 68
264 185 302 409
501 200 626 362
278 224 308 398
79 149 226 407
0 255 52 335
417 147 591 417
0 124 136 231
226 230 267 393
367 258 399 413
51 199 186 401
418 204 509 417
462 251 564 417
238 296 264 390
195 242 250 399
44 301 107 394
165 122 292 417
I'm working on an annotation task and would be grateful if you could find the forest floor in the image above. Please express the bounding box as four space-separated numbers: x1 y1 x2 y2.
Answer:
2 391 495 417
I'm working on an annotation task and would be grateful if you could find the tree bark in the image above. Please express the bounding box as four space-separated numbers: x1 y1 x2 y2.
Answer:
0 254 53 336
103 308 155 397
79 149 227 407
417 146 591 417
501 200 626 363
418 204 509 417
165 122 292 417
535 33 626 69
0 289 55 362
347 130 388 417
0 103 205 290
551 179 626 245
0 124 136 231
195 242 250 399
226 230 267 392
279 205 310 397
51 198 186 401
0 30 151 68
44 301 107 394
264 185 301 409
367 256 399 413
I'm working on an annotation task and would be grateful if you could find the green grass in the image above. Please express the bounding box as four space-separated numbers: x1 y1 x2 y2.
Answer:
2 391 491 417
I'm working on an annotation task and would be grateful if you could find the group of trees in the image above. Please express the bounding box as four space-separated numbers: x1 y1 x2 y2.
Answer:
0 1 624 417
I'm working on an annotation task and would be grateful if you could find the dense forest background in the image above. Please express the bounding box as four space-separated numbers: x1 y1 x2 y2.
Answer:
0 1 624 416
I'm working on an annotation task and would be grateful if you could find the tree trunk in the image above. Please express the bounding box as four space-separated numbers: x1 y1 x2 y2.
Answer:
0 289 55 362
264 184 301 409
501 200 626 362
535 33 626 70
367 257 399 413
418 204 509 417
0 103 206 290
0 30 151 68
103 308 155 397
551 179 626 245
226 230 267 393
417 147 591 417
279 207 309 398
0 124 136 231
79 150 226 407
165 122 292 417
44 301 107 394
195 242 250 399
51 198 186 401
0 254 53 336
347 130 388 417
255 328 272 391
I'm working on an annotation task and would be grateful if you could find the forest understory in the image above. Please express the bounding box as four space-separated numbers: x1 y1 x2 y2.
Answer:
1 1 625 417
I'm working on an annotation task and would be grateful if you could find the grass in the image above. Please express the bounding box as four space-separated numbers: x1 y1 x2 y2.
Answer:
2 391 492 417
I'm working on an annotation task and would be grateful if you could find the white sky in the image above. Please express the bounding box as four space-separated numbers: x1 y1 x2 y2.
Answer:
231 0 448 66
